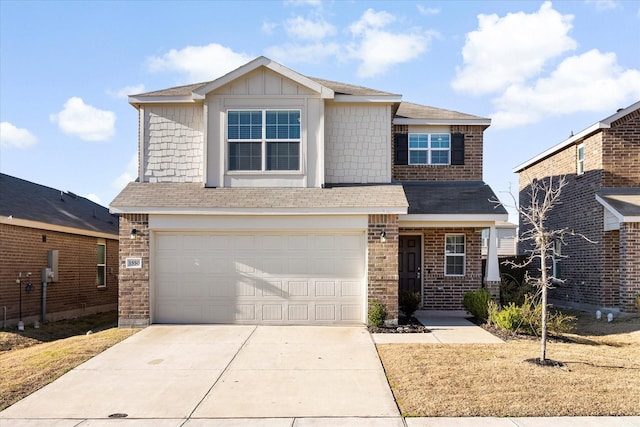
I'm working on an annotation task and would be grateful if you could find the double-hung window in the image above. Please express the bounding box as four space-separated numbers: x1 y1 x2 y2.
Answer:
577 143 584 176
97 243 106 287
409 133 450 165
228 109 300 171
445 234 465 276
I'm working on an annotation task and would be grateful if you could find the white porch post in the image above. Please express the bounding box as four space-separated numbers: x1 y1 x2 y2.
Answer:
485 225 501 300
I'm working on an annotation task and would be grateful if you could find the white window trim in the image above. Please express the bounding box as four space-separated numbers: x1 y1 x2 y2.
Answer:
97 242 106 287
444 233 466 277
577 143 585 176
408 133 451 165
227 109 301 172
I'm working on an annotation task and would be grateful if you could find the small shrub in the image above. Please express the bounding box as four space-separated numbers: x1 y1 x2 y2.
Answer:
500 273 535 306
399 291 421 318
368 301 388 327
462 289 492 320
489 295 576 335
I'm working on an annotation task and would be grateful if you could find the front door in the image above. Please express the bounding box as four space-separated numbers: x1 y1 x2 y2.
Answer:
399 235 421 294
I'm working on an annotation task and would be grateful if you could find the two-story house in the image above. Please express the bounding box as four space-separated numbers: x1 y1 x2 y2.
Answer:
513 101 640 312
110 56 507 327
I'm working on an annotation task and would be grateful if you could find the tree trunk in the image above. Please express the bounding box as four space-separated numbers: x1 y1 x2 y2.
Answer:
539 246 548 363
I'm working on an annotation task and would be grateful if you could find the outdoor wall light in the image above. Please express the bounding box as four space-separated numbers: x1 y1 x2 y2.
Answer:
380 230 387 243
130 228 138 239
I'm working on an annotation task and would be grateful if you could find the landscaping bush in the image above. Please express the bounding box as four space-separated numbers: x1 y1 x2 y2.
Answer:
399 291 421 318
368 301 388 327
488 295 576 335
500 273 535 306
462 289 492 320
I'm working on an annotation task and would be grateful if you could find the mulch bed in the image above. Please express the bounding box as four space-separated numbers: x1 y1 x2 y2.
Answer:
367 316 430 333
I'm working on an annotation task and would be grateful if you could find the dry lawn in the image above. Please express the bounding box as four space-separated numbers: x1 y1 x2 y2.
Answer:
378 311 640 417
0 312 138 411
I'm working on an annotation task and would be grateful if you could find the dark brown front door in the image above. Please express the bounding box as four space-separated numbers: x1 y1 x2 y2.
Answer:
399 235 421 294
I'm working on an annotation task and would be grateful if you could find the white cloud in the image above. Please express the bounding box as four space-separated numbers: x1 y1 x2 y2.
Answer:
262 20 277 35
49 97 116 141
85 193 102 205
147 43 253 82
284 0 322 7
265 42 342 64
417 5 440 16
112 153 138 191
0 122 38 148
107 84 145 99
286 16 336 41
348 9 435 78
491 50 640 128
452 2 576 95
585 0 618 11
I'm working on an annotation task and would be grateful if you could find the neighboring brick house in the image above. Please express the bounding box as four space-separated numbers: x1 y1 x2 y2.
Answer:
0 174 119 327
513 101 640 312
110 57 507 327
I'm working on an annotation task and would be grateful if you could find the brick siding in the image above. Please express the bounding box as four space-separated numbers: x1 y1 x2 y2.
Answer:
392 124 484 181
0 223 118 326
401 227 483 310
620 222 640 312
518 107 639 311
118 214 151 326
367 214 399 322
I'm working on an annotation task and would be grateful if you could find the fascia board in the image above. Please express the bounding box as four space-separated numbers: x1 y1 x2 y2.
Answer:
128 95 198 105
394 118 491 126
110 206 408 215
513 122 608 172
333 94 402 103
0 217 119 240
398 213 508 227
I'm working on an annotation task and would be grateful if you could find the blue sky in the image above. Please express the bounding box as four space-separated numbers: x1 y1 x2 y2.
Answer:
1 0 639 220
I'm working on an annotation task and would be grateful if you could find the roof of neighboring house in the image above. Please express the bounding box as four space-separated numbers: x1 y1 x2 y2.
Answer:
0 173 119 235
596 187 640 221
401 181 508 216
110 183 408 214
513 100 640 172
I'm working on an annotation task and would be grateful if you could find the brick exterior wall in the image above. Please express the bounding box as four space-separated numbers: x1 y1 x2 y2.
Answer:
602 109 640 187
0 223 118 326
401 227 483 310
392 124 484 181
367 214 399 322
143 105 204 183
620 222 640 312
325 103 392 183
118 214 151 327
518 107 639 311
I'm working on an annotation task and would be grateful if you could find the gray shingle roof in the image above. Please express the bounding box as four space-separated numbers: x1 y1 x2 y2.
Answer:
401 181 508 215
0 173 119 234
396 101 489 122
306 77 400 97
597 187 640 218
110 183 408 213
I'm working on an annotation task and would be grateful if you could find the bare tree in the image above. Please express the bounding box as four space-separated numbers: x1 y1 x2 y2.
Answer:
495 175 593 363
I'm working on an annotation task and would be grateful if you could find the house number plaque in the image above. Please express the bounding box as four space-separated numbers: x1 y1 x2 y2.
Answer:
125 257 142 269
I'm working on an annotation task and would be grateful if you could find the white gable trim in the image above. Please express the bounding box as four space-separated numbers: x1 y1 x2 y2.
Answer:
128 95 200 105
192 56 335 99
595 194 640 230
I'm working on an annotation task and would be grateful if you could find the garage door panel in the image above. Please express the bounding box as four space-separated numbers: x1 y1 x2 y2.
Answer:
154 231 365 325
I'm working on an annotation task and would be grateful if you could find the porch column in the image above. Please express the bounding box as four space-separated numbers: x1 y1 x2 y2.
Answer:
484 225 501 301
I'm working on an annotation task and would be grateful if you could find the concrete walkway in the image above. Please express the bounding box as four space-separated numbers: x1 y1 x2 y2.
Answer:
372 310 504 344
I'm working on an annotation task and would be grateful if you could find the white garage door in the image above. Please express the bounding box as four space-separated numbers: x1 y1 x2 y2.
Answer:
153 231 366 324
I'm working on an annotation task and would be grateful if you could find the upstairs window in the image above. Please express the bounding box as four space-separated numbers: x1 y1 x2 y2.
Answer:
445 234 465 276
577 143 585 176
227 110 300 171
408 133 450 165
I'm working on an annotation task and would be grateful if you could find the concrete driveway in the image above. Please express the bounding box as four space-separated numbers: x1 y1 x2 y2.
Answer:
0 325 401 425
